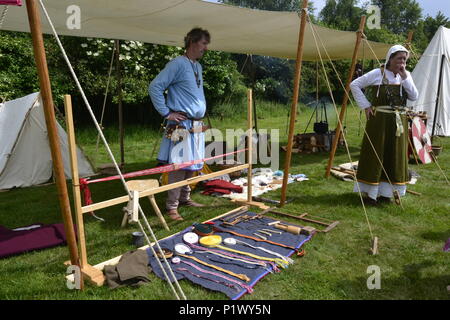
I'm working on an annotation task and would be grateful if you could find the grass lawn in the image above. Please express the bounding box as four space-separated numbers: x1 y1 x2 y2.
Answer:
0 100 448 300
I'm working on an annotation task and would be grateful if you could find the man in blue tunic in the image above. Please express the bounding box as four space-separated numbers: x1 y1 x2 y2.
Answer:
149 28 210 221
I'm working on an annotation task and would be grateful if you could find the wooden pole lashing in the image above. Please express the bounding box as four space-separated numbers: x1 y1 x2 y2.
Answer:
325 15 367 178
280 0 309 206
25 0 80 268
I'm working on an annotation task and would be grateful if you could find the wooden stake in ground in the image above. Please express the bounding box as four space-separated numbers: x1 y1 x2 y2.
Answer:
25 0 80 269
280 0 309 206
325 16 367 178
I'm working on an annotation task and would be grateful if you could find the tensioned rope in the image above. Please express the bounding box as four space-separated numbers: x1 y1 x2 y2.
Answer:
38 0 186 300
307 14 407 209
92 41 116 167
305 13 374 240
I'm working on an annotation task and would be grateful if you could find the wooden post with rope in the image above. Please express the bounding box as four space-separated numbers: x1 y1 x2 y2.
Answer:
64 95 105 286
280 0 309 206
325 15 366 178
25 0 81 272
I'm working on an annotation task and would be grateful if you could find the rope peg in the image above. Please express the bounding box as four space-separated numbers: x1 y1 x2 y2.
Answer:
369 236 379 255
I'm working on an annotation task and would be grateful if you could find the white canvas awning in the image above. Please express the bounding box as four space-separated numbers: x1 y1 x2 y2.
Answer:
2 0 392 60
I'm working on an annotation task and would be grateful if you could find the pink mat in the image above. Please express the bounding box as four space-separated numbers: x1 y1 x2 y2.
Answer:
0 223 69 258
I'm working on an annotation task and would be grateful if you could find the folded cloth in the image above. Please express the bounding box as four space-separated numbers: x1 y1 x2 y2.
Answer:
201 179 243 195
0 223 69 259
103 250 152 289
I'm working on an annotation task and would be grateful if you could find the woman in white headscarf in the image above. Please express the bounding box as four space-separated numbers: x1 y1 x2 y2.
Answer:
350 45 419 205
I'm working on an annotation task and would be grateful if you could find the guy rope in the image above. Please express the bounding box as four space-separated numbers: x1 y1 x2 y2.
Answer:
38 0 186 299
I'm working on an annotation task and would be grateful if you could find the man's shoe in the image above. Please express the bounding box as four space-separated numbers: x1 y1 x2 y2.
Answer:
179 200 206 208
167 209 183 221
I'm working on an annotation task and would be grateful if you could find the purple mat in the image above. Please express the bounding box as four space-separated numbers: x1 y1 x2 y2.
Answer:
0 223 69 258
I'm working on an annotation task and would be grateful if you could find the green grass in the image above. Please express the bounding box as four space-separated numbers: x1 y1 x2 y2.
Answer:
0 100 448 300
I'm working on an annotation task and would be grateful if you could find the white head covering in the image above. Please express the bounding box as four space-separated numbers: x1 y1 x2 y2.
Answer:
384 44 409 67
377 44 410 97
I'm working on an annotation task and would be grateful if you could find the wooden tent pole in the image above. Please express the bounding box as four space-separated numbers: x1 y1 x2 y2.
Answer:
115 39 125 166
405 31 414 51
25 0 80 266
325 15 366 178
431 54 446 140
247 89 253 203
280 0 309 206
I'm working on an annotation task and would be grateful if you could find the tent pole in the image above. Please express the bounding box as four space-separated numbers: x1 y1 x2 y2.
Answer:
325 15 366 178
115 39 125 166
25 0 80 267
280 0 309 206
405 31 414 51
247 89 253 203
431 54 445 140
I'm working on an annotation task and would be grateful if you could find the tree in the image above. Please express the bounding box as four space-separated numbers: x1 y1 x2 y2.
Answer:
371 0 422 34
320 0 363 31
422 11 450 41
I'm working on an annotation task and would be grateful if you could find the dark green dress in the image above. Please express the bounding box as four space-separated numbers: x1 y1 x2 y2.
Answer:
356 84 409 186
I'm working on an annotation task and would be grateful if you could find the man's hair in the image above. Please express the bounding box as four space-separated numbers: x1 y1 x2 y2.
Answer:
184 28 210 49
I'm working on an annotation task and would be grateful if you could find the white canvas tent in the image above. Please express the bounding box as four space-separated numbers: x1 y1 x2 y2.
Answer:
1 0 391 61
0 92 94 189
408 26 450 136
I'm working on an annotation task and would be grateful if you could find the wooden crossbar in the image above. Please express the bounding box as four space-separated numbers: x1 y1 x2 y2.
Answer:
81 164 250 214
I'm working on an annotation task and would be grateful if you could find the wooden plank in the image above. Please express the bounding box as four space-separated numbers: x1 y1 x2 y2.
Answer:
64 95 88 270
81 163 250 213
230 200 269 210
82 264 105 286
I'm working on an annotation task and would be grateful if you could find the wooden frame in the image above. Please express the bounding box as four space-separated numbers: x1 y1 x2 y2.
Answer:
64 89 258 286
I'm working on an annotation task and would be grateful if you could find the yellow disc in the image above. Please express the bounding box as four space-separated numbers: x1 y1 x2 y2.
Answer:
199 235 222 246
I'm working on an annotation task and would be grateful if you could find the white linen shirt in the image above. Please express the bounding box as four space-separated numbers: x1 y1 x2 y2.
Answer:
350 68 419 109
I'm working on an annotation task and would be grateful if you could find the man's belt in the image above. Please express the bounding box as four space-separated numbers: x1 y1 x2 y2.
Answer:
168 110 204 121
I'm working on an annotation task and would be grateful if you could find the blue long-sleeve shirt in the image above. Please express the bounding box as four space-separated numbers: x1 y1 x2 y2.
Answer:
148 55 206 170
149 56 206 119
